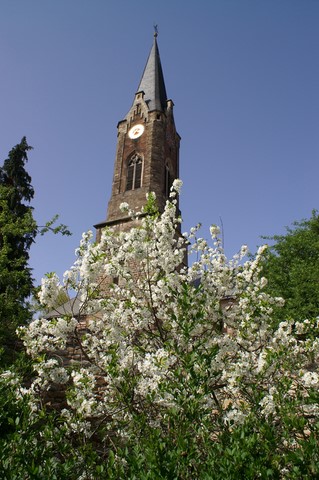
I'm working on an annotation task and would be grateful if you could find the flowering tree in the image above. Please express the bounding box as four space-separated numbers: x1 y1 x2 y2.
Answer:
16 182 319 478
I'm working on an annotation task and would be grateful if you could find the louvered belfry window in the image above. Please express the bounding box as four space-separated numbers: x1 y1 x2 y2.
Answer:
126 154 142 191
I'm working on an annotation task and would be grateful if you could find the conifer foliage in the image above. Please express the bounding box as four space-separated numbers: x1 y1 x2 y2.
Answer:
0 137 36 363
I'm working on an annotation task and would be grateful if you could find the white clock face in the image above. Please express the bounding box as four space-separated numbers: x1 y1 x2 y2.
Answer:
128 124 145 139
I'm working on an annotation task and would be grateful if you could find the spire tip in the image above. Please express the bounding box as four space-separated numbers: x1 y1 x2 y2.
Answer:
153 24 158 38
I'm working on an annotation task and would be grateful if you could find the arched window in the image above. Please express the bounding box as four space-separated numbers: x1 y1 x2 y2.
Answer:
126 154 142 191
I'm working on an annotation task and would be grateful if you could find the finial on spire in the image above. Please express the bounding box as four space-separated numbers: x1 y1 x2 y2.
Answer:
153 24 158 38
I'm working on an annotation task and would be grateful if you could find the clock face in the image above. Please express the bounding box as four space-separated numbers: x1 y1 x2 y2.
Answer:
128 124 145 139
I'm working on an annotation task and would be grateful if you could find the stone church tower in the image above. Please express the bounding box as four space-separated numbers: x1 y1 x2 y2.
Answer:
94 32 181 240
46 33 183 321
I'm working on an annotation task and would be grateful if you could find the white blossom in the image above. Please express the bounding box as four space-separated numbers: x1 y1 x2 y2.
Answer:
301 371 319 387
119 202 129 212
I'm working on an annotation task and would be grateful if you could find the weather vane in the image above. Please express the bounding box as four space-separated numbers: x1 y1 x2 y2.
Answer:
153 24 158 37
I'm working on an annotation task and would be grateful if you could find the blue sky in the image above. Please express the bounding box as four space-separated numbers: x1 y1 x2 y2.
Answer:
1 0 318 285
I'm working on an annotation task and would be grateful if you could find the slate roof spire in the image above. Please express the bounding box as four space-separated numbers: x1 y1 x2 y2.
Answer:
137 30 168 112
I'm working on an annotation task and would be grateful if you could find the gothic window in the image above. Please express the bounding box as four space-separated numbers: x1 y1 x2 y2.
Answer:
126 154 142 191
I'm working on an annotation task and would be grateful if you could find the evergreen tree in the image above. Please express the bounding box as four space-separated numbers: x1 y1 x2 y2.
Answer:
0 137 37 363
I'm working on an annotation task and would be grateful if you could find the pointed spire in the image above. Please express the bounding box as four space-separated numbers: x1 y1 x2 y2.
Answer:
137 31 168 112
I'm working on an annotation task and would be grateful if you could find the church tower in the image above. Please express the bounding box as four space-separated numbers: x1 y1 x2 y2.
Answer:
94 32 181 240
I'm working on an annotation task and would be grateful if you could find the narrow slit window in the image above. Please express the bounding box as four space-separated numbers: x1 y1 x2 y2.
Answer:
165 165 173 198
